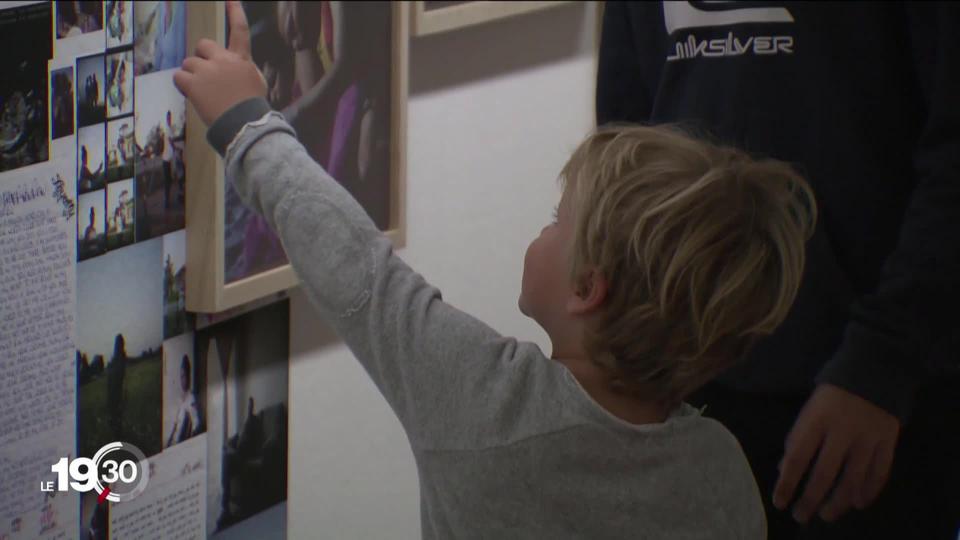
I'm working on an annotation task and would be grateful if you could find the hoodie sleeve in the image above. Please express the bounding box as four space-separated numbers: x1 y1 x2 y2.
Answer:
207 102 548 449
815 2 960 420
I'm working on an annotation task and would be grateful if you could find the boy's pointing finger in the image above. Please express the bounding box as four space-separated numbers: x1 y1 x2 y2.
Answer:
226 0 252 60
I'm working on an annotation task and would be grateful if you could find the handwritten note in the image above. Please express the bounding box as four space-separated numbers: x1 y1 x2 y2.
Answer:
0 159 77 540
110 434 206 540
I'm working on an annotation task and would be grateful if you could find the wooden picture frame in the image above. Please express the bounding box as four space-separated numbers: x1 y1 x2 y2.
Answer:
185 1 408 313
410 1 569 36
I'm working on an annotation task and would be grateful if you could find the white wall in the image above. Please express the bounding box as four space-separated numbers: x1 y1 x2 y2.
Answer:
288 4 599 538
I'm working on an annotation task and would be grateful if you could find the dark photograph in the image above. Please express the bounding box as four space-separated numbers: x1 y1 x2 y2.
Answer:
77 54 106 128
51 66 75 140
0 2 52 174
77 124 106 193
78 189 106 261
77 237 164 460
56 1 103 38
201 300 289 537
224 1 393 284
134 69 185 242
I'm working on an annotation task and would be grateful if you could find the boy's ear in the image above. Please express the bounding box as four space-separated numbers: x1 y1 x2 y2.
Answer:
567 269 608 316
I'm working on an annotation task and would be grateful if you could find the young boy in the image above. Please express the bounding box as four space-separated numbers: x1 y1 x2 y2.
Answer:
174 3 816 537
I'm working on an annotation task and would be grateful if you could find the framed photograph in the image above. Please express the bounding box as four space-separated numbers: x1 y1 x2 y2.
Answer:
185 1 408 313
410 1 568 36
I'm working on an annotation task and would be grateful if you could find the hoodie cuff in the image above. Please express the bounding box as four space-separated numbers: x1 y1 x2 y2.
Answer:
815 322 924 423
206 97 273 157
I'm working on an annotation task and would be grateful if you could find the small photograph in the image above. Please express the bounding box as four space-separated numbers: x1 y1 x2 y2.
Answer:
79 491 108 540
105 49 133 119
163 230 191 339
78 190 106 261
133 1 186 76
202 300 290 536
76 54 106 128
106 116 135 183
0 2 52 174
105 1 133 49
77 124 106 194
106 178 135 251
51 66 75 140
56 1 103 38
77 237 164 460
163 332 205 449
135 70 185 242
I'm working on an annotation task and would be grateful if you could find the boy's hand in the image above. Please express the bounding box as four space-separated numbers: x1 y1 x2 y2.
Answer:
173 0 266 127
772 384 901 524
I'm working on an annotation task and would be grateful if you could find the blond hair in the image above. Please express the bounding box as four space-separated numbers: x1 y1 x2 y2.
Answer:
561 124 816 405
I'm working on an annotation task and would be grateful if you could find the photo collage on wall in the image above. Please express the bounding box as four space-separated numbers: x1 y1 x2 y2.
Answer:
72 0 185 263
67 2 196 538
0 2 291 538
51 1 293 538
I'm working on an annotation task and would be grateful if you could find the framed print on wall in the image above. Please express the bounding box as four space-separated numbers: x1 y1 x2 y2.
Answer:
410 1 569 36
185 1 408 313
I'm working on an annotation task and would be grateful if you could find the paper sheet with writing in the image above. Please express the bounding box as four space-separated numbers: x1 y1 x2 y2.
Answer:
0 158 78 539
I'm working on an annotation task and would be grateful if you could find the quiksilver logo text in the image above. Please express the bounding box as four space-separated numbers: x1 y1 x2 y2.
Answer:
666 32 794 62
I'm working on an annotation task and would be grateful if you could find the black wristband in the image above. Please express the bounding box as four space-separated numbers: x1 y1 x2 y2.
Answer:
206 97 273 157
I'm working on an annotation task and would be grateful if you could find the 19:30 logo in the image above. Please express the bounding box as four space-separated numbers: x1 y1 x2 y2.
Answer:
42 442 150 502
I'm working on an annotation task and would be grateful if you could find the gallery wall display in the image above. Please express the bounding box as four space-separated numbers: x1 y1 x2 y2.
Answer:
185 0 408 313
410 0 569 36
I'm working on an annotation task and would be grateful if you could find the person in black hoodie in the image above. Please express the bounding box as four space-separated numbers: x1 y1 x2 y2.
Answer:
596 2 959 539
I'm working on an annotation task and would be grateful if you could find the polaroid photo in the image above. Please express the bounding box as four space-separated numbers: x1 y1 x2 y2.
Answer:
77 188 106 261
106 177 135 251
105 0 134 49
105 49 133 119
54 1 105 59
50 66 75 141
76 53 105 128
77 123 105 194
106 115 135 183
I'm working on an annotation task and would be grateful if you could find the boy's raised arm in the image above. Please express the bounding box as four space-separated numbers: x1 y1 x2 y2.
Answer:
175 1 535 448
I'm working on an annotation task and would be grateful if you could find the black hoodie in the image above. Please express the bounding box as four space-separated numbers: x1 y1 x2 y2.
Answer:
596 1 959 421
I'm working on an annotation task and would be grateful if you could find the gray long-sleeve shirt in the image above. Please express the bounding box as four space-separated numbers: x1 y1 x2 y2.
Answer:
215 101 766 539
